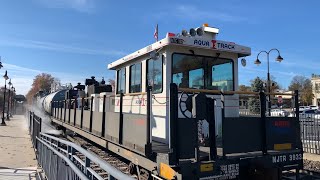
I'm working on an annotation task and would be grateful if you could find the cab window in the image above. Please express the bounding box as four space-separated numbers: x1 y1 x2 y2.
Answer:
172 53 234 91
129 63 142 93
117 68 126 94
147 56 163 93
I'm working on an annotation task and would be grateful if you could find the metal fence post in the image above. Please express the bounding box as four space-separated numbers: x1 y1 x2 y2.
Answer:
294 90 303 150
29 111 32 134
85 157 91 178
32 112 36 148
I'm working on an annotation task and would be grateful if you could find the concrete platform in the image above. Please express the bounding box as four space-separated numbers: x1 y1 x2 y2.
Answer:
304 152 320 162
0 115 38 179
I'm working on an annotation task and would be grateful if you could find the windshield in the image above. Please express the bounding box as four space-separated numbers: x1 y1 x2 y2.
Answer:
172 53 234 91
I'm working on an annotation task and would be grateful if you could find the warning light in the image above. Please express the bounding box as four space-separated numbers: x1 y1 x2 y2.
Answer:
203 23 209 27
166 32 176 37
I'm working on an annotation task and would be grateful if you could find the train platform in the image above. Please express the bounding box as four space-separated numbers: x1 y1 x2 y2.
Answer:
0 115 39 180
304 152 320 161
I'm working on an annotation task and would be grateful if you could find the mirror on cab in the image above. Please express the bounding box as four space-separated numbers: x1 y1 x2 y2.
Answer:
149 50 160 60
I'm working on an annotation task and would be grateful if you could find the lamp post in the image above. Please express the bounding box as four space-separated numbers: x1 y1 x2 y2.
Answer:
12 87 15 115
9 86 14 118
254 48 284 116
1 71 9 126
0 56 3 69
7 79 12 120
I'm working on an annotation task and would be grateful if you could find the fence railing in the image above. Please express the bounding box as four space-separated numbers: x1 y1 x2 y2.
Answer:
37 133 134 180
29 111 42 149
300 114 320 154
28 111 134 180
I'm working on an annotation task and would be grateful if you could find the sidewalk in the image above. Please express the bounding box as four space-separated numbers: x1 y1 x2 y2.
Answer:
304 153 320 162
0 115 38 180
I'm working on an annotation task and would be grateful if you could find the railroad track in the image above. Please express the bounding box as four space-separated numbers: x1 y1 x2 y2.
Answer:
282 169 320 180
68 135 139 180
69 135 320 180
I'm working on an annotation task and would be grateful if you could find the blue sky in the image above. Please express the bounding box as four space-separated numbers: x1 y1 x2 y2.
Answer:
0 0 319 94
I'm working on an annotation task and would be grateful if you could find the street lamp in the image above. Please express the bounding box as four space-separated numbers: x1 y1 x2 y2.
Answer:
10 86 14 117
0 56 3 69
7 79 12 120
1 71 9 126
13 87 16 115
255 48 284 116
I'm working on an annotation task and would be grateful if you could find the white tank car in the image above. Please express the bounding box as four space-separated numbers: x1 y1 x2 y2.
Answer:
41 90 67 114
36 96 46 111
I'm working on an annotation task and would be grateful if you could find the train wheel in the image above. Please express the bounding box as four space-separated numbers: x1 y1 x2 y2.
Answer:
128 162 137 175
139 168 150 180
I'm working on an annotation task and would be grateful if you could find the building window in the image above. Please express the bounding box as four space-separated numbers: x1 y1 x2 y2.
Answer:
316 83 320 91
129 63 142 93
147 56 163 93
117 68 126 94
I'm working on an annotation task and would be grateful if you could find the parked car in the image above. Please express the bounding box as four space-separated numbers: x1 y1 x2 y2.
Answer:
300 109 319 118
299 106 310 111
269 109 289 117
309 105 319 110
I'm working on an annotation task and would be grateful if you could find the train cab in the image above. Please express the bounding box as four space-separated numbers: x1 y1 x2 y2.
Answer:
108 24 250 145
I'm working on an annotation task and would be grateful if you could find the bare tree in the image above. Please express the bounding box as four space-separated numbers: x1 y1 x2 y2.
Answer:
26 73 57 104
288 75 314 105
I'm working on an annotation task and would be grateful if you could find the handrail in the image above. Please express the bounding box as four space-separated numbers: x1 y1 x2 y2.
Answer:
178 88 296 96
178 88 259 95
40 133 135 180
56 92 147 102
265 92 295 96
123 92 147 96
36 137 89 180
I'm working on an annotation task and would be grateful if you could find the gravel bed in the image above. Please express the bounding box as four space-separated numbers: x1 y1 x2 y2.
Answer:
304 159 320 172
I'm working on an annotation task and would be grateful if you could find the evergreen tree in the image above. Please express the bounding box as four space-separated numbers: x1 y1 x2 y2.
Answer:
248 77 265 113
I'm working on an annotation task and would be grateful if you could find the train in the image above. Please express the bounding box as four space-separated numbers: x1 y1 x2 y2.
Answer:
39 24 303 180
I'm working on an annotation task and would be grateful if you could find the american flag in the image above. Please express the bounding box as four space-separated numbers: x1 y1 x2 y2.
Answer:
154 24 158 42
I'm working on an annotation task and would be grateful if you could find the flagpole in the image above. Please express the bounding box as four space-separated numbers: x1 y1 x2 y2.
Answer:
154 24 158 42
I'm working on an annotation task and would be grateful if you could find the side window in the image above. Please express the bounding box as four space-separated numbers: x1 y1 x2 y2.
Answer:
117 68 126 94
147 56 163 93
129 63 142 93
